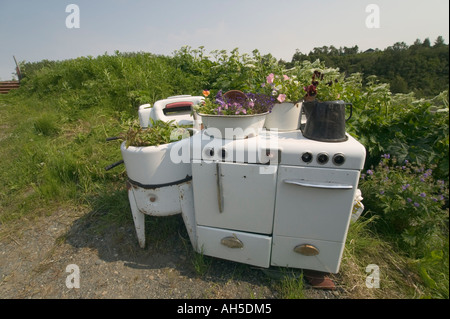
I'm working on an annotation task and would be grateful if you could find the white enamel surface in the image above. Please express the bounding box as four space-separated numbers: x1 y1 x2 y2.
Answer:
271 236 345 273
138 96 204 128
196 225 272 268
192 162 277 234
200 112 267 140
120 138 192 185
264 102 302 131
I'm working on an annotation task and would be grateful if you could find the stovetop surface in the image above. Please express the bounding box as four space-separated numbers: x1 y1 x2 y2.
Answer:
191 129 366 170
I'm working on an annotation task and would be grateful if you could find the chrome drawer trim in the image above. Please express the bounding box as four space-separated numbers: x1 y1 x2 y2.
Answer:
283 179 353 190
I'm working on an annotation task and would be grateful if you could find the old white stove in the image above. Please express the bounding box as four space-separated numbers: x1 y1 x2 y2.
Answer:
190 129 366 273
122 97 366 274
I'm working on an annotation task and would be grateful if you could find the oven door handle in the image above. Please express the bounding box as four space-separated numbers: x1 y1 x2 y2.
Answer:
216 162 224 212
283 179 353 190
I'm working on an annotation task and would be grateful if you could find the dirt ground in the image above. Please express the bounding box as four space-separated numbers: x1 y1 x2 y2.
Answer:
0 204 343 300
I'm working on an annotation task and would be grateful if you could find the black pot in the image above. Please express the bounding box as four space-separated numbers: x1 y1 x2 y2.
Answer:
300 100 352 142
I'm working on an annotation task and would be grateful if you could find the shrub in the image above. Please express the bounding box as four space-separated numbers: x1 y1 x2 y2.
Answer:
359 154 449 256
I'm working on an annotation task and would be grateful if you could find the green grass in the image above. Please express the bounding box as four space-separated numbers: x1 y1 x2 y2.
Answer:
0 93 126 225
276 271 306 299
192 249 213 276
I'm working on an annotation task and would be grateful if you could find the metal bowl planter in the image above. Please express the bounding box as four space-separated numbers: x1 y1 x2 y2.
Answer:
197 90 272 139
198 111 268 140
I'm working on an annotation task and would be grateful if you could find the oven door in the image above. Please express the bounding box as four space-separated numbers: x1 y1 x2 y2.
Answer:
273 166 360 242
192 161 277 234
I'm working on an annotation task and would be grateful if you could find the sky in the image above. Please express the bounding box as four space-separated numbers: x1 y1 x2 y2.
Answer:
0 0 449 80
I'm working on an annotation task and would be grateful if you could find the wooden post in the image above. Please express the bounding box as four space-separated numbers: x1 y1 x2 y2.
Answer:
13 56 22 82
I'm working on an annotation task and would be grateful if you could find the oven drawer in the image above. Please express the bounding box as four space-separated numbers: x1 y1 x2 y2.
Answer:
271 236 345 273
196 226 272 268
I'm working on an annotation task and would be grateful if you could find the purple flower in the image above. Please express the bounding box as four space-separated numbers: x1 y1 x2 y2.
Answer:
407 198 412 202
414 202 420 207
366 169 374 175
381 154 390 159
420 192 426 198
401 184 410 191
380 190 385 195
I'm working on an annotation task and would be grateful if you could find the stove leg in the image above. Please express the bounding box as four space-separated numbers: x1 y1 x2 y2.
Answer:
128 188 146 248
178 182 198 252
303 270 336 290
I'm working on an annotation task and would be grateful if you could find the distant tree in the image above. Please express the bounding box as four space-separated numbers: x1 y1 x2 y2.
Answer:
390 75 409 93
342 45 359 55
393 42 408 50
434 35 446 47
289 37 448 97
413 38 422 46
329 45 339 55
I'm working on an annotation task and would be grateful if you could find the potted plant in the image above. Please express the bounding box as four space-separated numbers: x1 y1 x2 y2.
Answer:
301 70 353 142
260 73 305 131
120 119 195 185
194 89 275 139
303 70 342 103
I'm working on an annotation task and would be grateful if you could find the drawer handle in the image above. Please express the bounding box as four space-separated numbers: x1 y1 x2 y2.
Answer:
284 179 353 190
221 236 244 249
294 244 320 256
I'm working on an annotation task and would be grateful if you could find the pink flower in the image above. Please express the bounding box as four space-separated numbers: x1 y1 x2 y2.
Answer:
277 94 286 103
283 75 289 81
266 73 274 84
